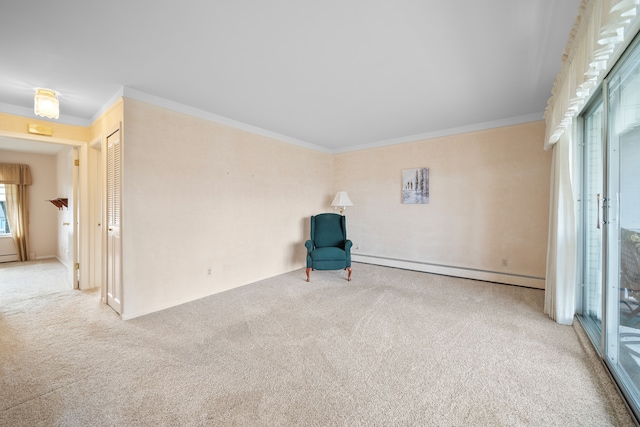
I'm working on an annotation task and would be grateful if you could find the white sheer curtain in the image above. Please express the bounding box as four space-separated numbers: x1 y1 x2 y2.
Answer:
544 0 640 324
545 0 640 149
544 132 577 325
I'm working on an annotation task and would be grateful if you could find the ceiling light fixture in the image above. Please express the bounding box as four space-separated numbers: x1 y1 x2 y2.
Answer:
34 88 59 119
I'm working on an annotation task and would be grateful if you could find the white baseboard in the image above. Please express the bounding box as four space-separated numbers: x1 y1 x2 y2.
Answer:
352 254 545 289
55 256 70 268
0 254 55 263
123 255 545 320
121 288 227 320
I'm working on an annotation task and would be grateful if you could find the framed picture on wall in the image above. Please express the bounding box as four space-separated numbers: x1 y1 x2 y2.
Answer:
402 168 429 204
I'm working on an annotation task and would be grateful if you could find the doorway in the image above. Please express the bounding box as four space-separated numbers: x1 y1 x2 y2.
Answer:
0 135 89 291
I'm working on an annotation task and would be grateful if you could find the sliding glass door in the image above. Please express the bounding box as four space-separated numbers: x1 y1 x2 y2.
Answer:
605 37 640 413
579 99 604 349
579 34 640 420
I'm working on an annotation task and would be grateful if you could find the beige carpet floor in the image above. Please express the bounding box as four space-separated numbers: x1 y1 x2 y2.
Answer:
0 259 635 426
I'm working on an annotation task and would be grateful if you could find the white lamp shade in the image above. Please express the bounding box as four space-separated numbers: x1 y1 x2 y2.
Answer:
34 88 59 119
331 191 353 208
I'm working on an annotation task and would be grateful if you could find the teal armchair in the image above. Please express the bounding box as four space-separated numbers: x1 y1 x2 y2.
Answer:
305 213 352 282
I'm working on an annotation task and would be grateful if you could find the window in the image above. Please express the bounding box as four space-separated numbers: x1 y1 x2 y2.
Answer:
0 184 9 235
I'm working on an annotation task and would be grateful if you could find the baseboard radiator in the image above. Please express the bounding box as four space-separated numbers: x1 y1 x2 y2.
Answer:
352 253 545 289
0 253 19 263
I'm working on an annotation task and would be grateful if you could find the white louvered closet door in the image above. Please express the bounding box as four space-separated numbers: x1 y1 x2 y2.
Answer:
106 129 122 314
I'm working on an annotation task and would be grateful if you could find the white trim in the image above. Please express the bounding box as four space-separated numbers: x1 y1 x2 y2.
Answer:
121 288 226 320
1 87 545 154
90 88 125 124
0 254 56 263
121 87 332 154
352 254 545 289
56 255 70 268
119 87 542 154
0 102 90 127
334 112 544 154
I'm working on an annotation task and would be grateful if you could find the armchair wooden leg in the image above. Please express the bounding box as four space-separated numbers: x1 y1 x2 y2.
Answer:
306 268 311 282
346 267 352 281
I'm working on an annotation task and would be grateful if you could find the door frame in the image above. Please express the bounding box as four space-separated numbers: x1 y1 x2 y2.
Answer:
0 130 89 290
89 137 103 299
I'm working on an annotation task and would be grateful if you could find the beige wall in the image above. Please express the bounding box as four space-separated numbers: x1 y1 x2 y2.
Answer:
121 99 333 318
0 102 552 315
0 149 58 260
333 121 551 288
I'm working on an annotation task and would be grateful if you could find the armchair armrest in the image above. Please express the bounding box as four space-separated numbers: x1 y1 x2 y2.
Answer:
344 240 353 254
305 240 314 253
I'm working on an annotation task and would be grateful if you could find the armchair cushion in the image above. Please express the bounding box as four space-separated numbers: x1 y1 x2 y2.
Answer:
311 247 347 262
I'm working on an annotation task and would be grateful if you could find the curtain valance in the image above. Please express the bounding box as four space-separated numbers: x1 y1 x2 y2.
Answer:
0 163 32 186
544 0 640 150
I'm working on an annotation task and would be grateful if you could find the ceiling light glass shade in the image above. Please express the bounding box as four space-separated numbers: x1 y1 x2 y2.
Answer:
331 191 353 214
34 88 59 119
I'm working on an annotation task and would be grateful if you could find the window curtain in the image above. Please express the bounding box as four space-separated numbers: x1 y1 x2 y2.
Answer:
545 0 640 149
0 164 32 262
544 132 577 325
543 0 640 323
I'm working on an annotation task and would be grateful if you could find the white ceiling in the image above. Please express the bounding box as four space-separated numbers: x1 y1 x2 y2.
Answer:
0 0 580 153
0 136 65 155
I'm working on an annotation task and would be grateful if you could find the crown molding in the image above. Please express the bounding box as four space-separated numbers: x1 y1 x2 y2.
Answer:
119 87 332 154
92 88 544 155
333 112 544 154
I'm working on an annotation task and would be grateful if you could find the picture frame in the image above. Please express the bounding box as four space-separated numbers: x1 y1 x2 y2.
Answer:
402 168 429 204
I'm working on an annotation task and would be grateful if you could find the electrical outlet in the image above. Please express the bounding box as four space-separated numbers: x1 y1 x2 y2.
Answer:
501 258 508 267
207 268 212 276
